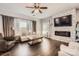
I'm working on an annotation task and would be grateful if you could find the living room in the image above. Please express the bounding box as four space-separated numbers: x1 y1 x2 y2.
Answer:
0 3 79 56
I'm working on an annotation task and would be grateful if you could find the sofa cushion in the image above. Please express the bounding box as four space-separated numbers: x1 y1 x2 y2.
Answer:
0 39 7 51
69 42 79 50
60 44 79 56
20 36 29 42
4 37 15 41
58 51 71 56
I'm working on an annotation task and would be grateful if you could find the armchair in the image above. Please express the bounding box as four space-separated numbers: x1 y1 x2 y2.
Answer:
58 42 79 56
0 33 19 52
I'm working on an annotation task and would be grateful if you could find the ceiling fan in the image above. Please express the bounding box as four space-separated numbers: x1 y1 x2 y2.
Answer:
25 3 48 14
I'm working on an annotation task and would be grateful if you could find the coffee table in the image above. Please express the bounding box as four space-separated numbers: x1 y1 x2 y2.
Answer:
27 36 43 46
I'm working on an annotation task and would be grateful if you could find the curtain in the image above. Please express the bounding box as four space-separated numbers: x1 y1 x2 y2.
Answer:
2 15 14 37
27 21 32 34
32 21 36 33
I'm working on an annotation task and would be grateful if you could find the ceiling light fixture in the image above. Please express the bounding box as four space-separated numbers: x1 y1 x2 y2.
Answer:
25 3 48 14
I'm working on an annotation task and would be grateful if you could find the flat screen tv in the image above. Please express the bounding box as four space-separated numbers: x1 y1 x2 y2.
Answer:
54 15 72 27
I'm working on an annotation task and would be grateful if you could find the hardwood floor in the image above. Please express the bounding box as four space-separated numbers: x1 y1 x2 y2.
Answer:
1 37 68 56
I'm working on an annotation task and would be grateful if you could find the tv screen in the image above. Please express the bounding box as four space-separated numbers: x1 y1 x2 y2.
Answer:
54 15 72 27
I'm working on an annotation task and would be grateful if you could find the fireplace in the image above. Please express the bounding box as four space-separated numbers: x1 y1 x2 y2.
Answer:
55 31 71 37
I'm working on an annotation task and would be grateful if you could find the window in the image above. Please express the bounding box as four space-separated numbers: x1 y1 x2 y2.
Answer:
19 20 27 36
42 20 49 36
14 18 32 36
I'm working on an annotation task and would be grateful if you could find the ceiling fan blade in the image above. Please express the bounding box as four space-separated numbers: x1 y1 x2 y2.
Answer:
34 3 37 8
39 9 42 13
40 7 48 9
26 6 34 8
34 3 36 5
37 3 40 7
32 10 35 13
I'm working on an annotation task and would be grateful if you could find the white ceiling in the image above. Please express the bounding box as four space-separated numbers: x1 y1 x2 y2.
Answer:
0 3 79 19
